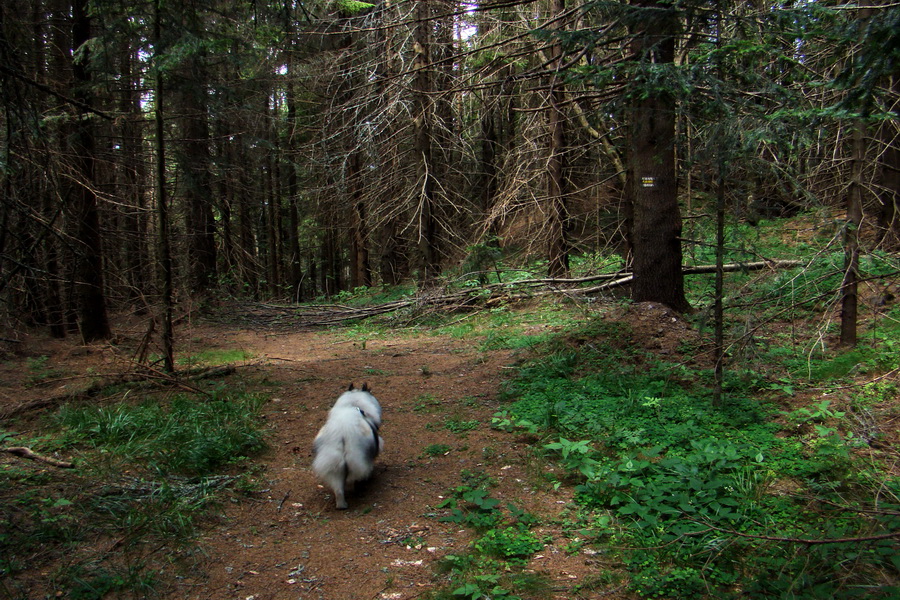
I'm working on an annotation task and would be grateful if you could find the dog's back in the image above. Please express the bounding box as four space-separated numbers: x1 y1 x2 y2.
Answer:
331 384 382 427
312 384 383 509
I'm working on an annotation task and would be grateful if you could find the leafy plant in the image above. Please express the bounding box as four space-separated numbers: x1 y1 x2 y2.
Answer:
491 411 538 435
473 526 544 561
544 438 600 479
785 399 845 424
444 418 480 434
429 473 549 600
438 485 503 531
423 443 452 457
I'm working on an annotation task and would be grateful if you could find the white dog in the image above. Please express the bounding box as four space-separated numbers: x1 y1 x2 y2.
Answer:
312 383 383 509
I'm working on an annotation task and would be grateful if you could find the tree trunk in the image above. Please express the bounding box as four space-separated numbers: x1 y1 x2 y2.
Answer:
875 74 900 250
840 7 876 347
348 151 371 289
480 86 499 230
713 158 726 407
70 0 111 342
546 0 569 278
320 220 341 296
265 118 280 298
238 162 259 298
840 121 865 347
119 42 148 310
173 5 217 297
413 1 440 284
375 2 404 286
154 0 174 372
627 0 690 313
284 8 304 301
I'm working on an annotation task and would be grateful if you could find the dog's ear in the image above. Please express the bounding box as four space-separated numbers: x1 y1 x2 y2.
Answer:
348 382 355 392
361 382 370 392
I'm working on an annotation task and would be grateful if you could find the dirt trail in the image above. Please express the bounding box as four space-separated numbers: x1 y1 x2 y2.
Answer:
1 305 696 600
157 324 598 600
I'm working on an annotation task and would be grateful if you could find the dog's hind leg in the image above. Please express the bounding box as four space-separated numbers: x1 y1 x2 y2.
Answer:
333 461 349 509
333 486 348 509
318 467 348 509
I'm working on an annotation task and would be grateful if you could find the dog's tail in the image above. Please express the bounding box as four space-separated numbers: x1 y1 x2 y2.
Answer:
312 436 347 494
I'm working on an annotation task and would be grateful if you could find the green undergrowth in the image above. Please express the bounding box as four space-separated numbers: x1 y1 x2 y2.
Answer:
322 283 418 306
0 387 268 599
146 348 253 369
336 294 578 351
176 348 253 367
426 470 551 600
495 317 900 600
52 391 267 475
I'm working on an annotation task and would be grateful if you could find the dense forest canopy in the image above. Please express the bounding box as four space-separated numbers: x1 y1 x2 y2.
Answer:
1 0 898 342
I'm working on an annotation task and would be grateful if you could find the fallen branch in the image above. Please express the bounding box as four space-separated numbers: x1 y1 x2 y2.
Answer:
2 446 74 468
687 518 900 545
682 259 803 275
0 364 237 419
220 259 805 328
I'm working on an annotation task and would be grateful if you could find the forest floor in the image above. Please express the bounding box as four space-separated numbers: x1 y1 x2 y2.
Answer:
1 301 696 600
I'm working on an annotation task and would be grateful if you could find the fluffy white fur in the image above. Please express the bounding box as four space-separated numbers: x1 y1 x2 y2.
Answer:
312 384 383 509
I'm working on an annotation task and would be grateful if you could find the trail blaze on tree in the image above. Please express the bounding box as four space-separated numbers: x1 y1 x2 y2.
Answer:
0 0 896 343
626 0 689 313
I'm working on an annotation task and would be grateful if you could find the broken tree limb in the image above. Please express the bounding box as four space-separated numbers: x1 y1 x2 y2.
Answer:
2 446 74 468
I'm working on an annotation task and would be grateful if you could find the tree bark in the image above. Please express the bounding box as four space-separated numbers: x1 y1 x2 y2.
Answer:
119 42 149 310
320 220 341 296
412 1 440 284
375 3 404 286
284 7 304 301
546 0 569 278
154 0 174 372
840 7 875 347
875 74 900 250
627 0 690 313
348 151 372 288
265 104 281 298
840 121 865 347
173 4 217 297
70 0 111 342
